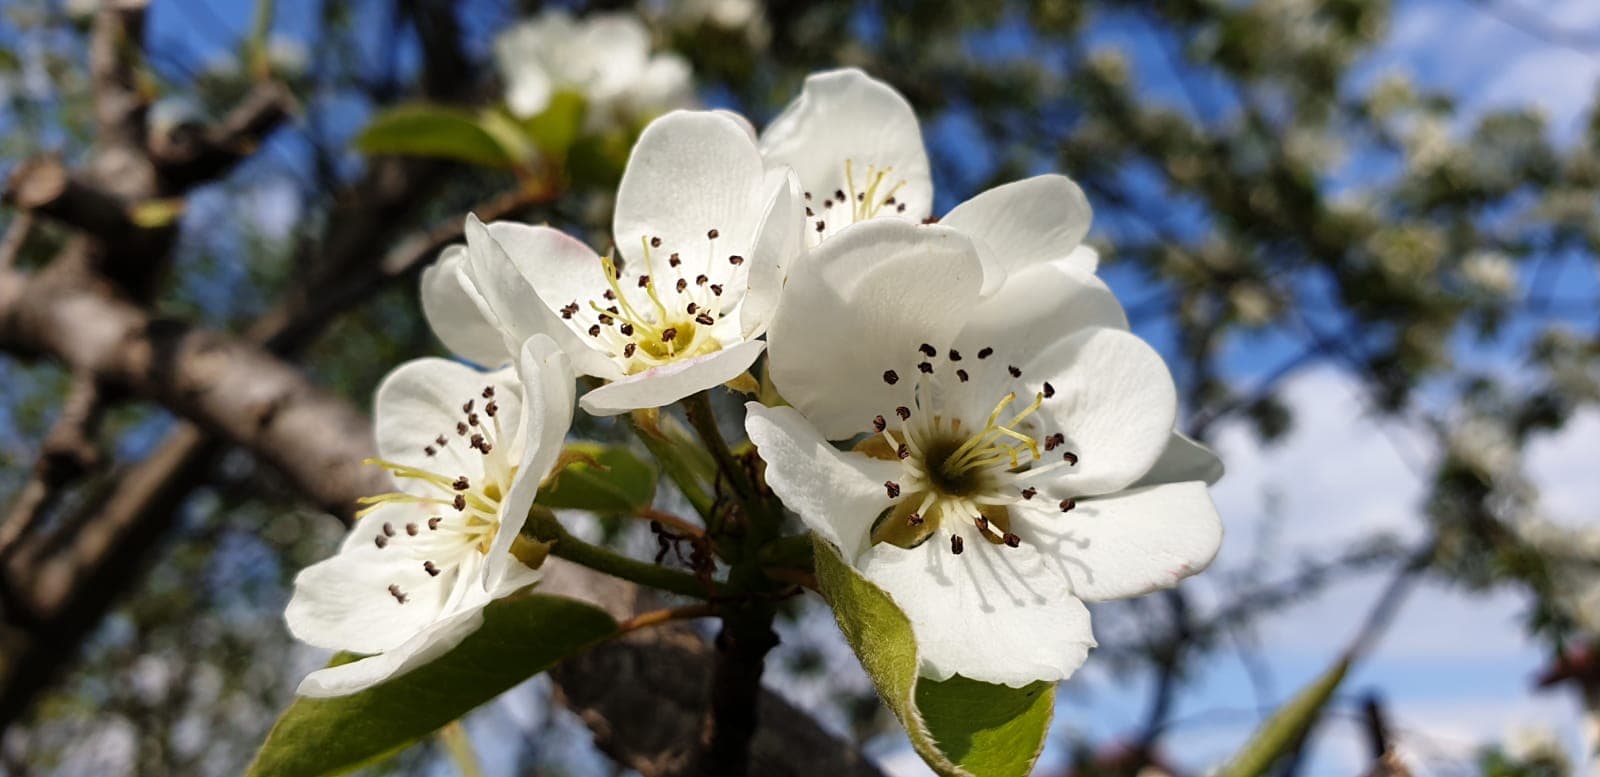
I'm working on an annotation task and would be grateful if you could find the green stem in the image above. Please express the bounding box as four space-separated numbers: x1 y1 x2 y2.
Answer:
524 510 710 599
683 391 757 502
627 409 716 520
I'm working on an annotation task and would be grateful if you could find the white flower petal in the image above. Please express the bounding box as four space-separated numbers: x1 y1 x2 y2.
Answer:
740 168 804 339
284 504 456 655
942 175 1092 291
766 220 984 439
421 245 510 368
463 215 623 381
1012 481 1222 602
1134 431 1224 488
1022 327 1177 497
1064 244 1099 274
578 339 766 416
856 528 1095 687
759 69 932 223
295 600 485 697
484 335 574 589
613 111 771 291
745 403 900 560
374 357 523 488
504 71 553 119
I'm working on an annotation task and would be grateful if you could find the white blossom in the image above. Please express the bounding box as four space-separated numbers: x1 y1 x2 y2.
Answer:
748 219 1222 686
284 336 573 696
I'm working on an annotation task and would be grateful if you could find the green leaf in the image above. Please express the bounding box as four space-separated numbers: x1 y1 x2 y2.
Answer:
1214 654 1352 777
521 90 587 156
247 593 617 777
353 104 520 168
535 443 657 515
813 538 1055 777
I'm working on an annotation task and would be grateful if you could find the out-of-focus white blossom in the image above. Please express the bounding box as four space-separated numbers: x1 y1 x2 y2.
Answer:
654 0 771 49
493 10 694 131
1461 251 1519 297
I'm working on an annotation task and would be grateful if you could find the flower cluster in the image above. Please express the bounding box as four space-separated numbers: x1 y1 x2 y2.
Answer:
286 69 1223 696
493 9 693 132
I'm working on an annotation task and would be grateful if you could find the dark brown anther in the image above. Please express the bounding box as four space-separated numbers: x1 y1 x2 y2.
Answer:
895 406 911 420
485 401 498 417
816 221 826 232
710 284 724 296
728 254 744 265
424 446 437 456
951 535 964 555
453 494 467 511
1043 382 1055 398
1045 433 1065 451
696 313 716 326
676 278 688 292
907 512 924 526
607 305 619 314
834 189 845 200
435 435 448 447
978 347 994 359
598 313 614 325
956 369 969 382
872 415 887 432
857 192 865 201
804 191 813 200
823 199 833 209
919 343 937 357
707 228 720 239
467 413 480 427
424 561 440 577
1003 533 1021 548
696 274 709 285
637 275 651 288
669 252 681 267
805 207 814 217
687 302 699 314
1008 365 1022 378
918 361 934 374
382 522 396 537
921 216 940 225
897 444 910 459
456 422 469 435
388 584 408 604
975 515 989 531
405 523 419 536
374 535 388 549
462 399 474 414
650 236 662 247
428 516 442 530
948 349 962 361
1059 498 1076 512
1021 487 1037 500
884 481 901 498
624 343 637 357
897 203 907 212
1063 451 1078 465
620 323 635 335
560 303 577 319
604 289 616 300
482 386 495 399
886 196 897 205
588 324 602 337
883 370 899 385
662 328 678 342
453 476 470 491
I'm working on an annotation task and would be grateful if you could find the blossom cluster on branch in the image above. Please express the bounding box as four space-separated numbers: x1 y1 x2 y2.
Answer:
279 66 1225 774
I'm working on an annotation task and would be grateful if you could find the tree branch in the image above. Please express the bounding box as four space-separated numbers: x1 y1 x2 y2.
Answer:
148 81 299 191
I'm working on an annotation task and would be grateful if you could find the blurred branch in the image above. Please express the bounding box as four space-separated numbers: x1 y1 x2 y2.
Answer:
148 81 299 190
3 157 141 244
0 376 103 563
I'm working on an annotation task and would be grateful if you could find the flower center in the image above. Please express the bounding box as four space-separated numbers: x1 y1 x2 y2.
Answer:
560 232 736 374
862 344 1080 556
356 385 515 604
804 159 913 242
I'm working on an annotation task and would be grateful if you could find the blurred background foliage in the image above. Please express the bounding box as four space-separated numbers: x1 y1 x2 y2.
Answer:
0 0 1597 774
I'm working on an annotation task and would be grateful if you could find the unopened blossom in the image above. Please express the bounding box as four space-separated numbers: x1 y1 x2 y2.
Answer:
747 220 1222 686
421 110 801 415
749 68 1099 318
285 336 573 696
493 10 692 131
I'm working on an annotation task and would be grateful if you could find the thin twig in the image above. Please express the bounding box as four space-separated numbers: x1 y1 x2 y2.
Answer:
617 603 719 634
